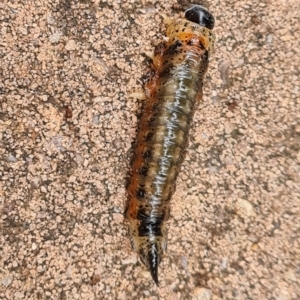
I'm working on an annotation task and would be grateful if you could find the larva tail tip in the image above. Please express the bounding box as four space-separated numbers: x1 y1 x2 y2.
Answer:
148 252 159 286
145 243 160 286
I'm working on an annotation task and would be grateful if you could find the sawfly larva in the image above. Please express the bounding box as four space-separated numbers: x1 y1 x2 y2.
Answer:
125 5 215 285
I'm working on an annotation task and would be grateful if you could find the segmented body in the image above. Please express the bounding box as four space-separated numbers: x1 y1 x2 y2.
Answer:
125 6 215 285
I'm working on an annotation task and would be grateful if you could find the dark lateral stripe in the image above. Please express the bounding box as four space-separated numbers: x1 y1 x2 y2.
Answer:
137 209 163 236
165 40 182 55
137 209 164 222
134 143 185 166
138 220 163 237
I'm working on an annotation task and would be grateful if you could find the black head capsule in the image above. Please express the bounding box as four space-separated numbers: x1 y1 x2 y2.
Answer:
184 5 215 30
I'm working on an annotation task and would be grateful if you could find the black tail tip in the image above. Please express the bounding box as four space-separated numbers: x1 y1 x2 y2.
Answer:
148 244 160 286
184 5 215 30
150 264 159 286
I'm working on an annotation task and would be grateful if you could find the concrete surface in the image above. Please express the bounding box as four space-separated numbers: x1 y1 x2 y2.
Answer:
0 0 299 299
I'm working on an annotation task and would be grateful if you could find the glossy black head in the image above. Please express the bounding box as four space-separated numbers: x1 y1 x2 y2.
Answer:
184 5 215 30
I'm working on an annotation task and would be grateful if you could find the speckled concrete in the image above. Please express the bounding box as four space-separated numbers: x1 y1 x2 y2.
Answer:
0 0 299 299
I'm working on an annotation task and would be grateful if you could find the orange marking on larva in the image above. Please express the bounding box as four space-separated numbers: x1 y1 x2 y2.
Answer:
145 80 158 98
152 56 164 70
153 42 167 69
196 91 203 103
126 196 139 219
178 32 209 50
178 32 198 41
199 35 209 49
125 5 216 286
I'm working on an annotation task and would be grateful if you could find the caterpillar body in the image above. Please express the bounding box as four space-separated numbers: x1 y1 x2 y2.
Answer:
125 5 215 285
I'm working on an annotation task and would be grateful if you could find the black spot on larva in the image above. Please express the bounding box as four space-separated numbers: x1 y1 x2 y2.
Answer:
154 42 166 56
148 116 156 126
165 40 182 55
137 188 146 198
151 102 159 111
153 103 163 115
137 208 150 221
146 132 154 142
143 150 151 159
198 42 205 50
139 167 148 176
165 191 173 202
160 63 176 77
